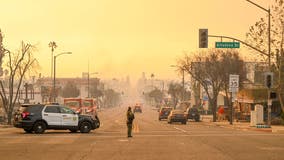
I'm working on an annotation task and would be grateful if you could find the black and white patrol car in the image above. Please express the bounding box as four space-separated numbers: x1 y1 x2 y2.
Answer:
13 104 100 134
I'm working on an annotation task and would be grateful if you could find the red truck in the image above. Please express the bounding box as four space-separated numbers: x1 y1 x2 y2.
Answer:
64 98 97 118
63 98 83 114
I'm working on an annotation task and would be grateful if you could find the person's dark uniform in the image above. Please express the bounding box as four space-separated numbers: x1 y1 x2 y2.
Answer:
126 107 135 137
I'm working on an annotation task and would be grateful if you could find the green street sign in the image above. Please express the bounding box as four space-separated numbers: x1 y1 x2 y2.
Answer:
215 42 240 48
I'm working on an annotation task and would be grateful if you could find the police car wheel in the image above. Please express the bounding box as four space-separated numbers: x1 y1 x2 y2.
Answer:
80 121 91 133
33 121 46 134
96 121 100 128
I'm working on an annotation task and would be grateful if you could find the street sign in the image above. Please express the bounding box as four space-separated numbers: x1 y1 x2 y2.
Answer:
215 42 240 48
229 74 239 92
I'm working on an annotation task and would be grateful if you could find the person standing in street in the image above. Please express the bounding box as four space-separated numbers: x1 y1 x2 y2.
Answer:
126 106 135 138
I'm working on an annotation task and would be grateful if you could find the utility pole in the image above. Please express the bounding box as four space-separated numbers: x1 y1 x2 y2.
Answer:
88 61 90 98
182 69 185 101
246 0 272 127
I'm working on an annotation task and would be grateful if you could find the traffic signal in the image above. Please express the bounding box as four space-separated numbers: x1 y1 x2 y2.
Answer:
265 73 273 88
199 29 208 48
270 92 277 99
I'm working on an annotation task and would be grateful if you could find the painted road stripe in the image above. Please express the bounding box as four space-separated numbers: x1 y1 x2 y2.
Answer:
173 127 187 133
0 133 283 139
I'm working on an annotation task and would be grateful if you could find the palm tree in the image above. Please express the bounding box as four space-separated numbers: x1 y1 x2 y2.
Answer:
48 41 57 101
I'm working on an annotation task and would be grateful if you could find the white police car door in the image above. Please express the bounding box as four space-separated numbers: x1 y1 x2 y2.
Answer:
60 106 78 126
42 105 62 126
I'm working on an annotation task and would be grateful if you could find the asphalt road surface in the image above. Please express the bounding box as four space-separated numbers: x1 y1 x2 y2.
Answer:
0 106 284 160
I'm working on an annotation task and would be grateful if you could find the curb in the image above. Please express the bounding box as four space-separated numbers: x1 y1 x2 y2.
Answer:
201 121 280 133
0 125 13 128
249 128 273 133
272 129 284 133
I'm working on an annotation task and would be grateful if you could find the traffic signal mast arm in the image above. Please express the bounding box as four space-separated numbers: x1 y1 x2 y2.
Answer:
208 35 269 57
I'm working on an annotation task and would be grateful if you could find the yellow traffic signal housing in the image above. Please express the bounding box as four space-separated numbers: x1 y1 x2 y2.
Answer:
199 29 208 48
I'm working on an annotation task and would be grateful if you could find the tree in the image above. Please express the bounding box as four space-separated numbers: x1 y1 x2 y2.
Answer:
219 51 247 109
246 0 284 112
148 88 164 104
103 89 121 108
179 49 246 122
0 31 39 124
168 82 183 108
90 78 104 98
0 30 5 76
60 81 80 98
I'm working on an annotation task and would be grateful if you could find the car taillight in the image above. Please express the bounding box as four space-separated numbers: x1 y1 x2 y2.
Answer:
21 111 30 118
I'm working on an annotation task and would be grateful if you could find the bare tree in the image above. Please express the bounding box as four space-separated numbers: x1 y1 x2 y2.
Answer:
60 81 80 98
219 50 247 109
246 0 284 112
148 88 164 104
0 38 38 124
0 30 6 76
168 82 183 108
90 78 104 98
103 89 121 108
179 49 246 122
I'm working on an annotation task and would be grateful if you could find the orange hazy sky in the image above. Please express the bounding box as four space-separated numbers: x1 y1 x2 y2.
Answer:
0 0 271 81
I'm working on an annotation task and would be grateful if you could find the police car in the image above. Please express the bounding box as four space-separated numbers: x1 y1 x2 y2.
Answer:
13 104 100 134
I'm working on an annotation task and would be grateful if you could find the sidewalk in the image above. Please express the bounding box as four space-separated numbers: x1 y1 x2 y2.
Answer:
200 115 284 133
0 124 13 128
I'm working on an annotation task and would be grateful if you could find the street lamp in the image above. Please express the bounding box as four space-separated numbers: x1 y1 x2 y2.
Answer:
53 52 72 102
87 72 99 98
246 0 272 127
170 65 185 101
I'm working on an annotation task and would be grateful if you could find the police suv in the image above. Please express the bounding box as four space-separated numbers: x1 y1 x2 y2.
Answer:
13 104 100 134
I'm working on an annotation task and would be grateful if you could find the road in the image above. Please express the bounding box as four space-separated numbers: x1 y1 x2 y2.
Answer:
0 106 284 160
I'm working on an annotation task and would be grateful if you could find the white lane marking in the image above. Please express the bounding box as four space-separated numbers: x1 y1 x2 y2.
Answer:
0 133 283 139
118 139 129 142
173 127 187 133
257 147 284 151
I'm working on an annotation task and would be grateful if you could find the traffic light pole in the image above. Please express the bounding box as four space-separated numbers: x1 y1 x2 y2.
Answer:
246 0 271 127
268 90 271 126
200 0 272 127
210 34 272 127
208 35 268 57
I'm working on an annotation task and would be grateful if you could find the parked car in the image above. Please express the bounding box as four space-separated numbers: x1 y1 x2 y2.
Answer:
133 105 142 113
186 107 200 122
13 104 100 134
167 110 188 124
158 107 173 120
